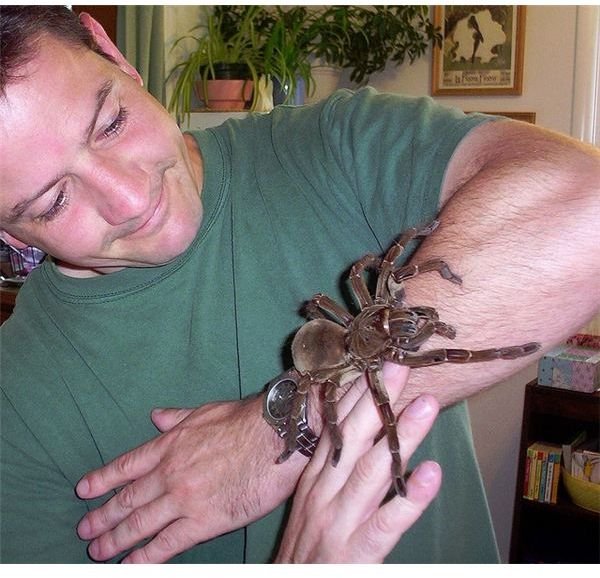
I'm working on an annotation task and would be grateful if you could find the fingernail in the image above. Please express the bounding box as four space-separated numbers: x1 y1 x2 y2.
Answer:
88 540 99 559
76 478 89 497
77 517 91 539
404 396 433 419
412 461 440 486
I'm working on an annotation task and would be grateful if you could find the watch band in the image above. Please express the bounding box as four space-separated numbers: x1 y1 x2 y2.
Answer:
289 419 320 458
264 368 320 458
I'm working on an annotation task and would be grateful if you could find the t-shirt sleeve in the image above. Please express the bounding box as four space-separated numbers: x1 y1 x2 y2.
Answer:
269 87 492 241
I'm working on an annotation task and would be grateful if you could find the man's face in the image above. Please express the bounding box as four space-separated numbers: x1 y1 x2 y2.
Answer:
0 35 203 275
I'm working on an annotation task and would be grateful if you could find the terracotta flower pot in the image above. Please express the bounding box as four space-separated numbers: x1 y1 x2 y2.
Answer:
202 79 253 110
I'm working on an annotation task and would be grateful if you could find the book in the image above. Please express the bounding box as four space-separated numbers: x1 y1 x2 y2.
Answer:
523 441 563 504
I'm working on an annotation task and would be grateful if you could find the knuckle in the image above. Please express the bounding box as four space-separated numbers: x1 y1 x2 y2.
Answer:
153 528 182 554
125 508 146 535
115 484 136 512
351 451 381 488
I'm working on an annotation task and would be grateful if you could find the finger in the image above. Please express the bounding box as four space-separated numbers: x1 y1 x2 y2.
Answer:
121 517 208 564
151 407 194 433
77 465 165 540
335 362 408 423
300 365 411 498
76 435 166 500
333 394 439 529
353 460 442 562
331 364 410 469
87 494 177 562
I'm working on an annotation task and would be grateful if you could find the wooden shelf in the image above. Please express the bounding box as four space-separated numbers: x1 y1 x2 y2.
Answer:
510 380 599 563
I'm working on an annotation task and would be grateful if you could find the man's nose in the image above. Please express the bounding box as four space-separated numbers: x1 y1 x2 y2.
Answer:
88 158 152 225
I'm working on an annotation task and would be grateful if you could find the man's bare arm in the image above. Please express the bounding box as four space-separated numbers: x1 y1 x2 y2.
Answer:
397 119 600 407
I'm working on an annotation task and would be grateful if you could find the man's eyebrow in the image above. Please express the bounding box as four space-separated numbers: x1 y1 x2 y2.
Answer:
5 80 115 224
85 79 114 142
6 174 64 224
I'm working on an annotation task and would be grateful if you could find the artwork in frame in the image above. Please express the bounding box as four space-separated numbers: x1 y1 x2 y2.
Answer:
468 111 536 124
432 5 526 96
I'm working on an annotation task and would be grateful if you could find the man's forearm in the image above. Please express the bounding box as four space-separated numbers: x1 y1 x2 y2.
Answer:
397 121 600 407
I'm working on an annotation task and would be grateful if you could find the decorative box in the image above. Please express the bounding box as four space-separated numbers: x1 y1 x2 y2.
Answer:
538 344 600 393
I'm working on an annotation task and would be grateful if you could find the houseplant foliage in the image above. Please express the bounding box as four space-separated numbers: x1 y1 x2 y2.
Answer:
321 6 442 85
167 7 262 120
168 5 441 119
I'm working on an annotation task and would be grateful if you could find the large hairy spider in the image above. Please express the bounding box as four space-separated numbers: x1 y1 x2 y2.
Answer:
279 220 540 496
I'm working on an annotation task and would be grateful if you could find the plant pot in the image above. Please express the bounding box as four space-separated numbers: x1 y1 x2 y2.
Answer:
196 62 254 110
210 62 251 80
195 79 254 111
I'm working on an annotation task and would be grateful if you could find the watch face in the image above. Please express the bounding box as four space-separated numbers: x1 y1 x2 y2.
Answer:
267 378 297 420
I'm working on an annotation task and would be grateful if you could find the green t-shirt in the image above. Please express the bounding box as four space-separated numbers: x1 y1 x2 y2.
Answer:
1 89 498 563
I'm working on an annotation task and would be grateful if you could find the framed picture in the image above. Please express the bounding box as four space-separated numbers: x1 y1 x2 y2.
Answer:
468 111 536 124
432 6 526 96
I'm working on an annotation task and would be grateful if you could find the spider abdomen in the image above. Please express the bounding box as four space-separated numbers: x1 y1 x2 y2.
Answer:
291 318 348 373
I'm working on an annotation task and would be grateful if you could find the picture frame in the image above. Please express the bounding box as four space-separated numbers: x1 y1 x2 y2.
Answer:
468 111 536 124
432 6 526 96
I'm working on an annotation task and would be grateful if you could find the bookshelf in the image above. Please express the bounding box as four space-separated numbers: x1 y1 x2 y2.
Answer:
510 380 599 563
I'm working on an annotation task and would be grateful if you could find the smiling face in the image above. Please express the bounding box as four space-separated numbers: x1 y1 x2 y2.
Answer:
0 33 203 276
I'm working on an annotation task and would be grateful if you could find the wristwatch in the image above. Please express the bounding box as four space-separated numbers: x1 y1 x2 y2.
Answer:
263 368 319 458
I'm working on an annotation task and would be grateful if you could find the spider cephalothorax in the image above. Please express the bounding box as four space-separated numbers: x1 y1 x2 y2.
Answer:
278 220 540 496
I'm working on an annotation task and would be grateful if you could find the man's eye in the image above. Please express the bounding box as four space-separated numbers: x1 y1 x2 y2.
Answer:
103 107 128 139
40 191 69 222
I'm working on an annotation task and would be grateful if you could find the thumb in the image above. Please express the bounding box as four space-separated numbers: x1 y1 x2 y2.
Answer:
151 407 194 432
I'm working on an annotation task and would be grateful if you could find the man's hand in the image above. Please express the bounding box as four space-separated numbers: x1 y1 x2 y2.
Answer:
76 395 304 563
75 364 415 563
276 367 441 563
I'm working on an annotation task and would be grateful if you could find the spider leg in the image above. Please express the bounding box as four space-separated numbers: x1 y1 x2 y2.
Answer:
349 254 381 309
305 293 354 327
399 342 541 367
367 368 407 497
276 374 312 464
376 221 442 301
390 258 462 291
405 306 457 344
324 378 344 465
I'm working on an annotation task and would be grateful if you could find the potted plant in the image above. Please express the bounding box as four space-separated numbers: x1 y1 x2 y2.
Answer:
168 7 262 120
317 6 442 86
215 5 318 105
168 6 441 120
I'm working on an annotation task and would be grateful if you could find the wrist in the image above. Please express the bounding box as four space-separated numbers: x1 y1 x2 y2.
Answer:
263 369 320 459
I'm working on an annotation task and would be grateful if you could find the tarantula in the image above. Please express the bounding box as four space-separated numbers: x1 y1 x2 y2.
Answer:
278 220 540 496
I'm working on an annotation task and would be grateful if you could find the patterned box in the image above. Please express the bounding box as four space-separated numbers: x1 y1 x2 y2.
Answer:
538 344 600 393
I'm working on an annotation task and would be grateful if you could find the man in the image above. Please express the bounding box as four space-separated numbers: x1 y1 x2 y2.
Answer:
1 6 599 564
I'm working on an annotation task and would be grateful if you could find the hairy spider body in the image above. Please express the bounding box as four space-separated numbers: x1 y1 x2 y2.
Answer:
279 221 540 497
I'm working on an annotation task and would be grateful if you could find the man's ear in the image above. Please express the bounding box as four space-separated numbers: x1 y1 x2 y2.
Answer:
78 12 143 86
1 232 29 251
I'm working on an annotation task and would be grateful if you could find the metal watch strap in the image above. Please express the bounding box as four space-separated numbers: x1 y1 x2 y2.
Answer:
293 420 320 458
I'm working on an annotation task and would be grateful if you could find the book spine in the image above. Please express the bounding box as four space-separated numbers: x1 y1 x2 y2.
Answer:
534 450 543 500
550 451 561 504
523 449 532 498
544 454 554 503
538 451 548 502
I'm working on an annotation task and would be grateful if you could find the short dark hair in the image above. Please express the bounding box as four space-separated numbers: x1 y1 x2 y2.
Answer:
0 5 110 96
